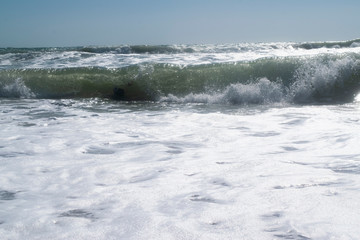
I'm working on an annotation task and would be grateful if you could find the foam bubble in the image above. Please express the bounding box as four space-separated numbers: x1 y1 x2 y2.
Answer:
289 56 360 102
161 78 284 104
0 78 35 98
355 93 360 102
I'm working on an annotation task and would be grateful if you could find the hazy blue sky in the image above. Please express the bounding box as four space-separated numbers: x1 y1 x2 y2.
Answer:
1 0 359 47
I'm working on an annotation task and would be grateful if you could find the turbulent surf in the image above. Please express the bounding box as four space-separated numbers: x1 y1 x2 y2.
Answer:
1 40 360 104
2 39 360 240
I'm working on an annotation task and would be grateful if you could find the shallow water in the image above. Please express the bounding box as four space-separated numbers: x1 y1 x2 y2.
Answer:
2 40 360 239
1 98 360 239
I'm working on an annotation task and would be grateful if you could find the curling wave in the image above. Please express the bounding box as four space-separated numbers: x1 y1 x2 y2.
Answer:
1 52 360 104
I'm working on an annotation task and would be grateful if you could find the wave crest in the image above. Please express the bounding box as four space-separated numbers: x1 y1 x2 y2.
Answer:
1 53 360 104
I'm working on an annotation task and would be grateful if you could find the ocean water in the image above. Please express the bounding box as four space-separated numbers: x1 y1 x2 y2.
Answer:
1 40 360 239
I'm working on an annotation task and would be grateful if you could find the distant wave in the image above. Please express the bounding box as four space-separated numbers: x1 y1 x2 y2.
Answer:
1 53 360 104
295 38 360 50
2 39 360 56
0 45 195 55
79 45 196 54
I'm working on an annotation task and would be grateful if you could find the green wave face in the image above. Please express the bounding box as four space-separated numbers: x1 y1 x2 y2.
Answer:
1 53 360 104
0 58 298 99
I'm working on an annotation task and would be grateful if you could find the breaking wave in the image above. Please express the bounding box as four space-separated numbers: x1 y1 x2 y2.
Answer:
1 52 360 104
2 39 360 56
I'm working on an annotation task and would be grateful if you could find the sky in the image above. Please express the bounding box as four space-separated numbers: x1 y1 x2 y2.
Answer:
1 0 360 47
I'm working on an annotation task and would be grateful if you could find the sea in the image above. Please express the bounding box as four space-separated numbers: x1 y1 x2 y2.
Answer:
1 39 360 239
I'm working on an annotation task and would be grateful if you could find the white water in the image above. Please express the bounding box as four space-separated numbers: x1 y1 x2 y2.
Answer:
1 99 360 239
2 42 360 69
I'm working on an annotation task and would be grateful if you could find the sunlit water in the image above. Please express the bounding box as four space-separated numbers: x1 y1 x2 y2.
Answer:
2 40 360 239
1 98 360 239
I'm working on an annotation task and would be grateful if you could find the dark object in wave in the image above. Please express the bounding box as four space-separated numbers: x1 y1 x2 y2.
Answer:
112 87 125 100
